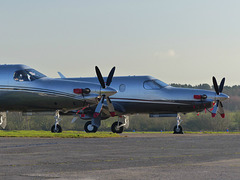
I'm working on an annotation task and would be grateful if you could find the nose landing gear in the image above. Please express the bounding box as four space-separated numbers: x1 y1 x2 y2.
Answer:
173 114 183 134
111 121 124 133
111 115 129 134
51 110 62 133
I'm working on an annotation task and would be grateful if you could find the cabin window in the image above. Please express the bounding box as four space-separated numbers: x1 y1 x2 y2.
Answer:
119 84 126 92
14 69 46 82
143 80 168 90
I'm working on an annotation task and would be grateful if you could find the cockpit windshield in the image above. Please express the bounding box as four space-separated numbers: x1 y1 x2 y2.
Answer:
143 79 169 90
14 69 46 82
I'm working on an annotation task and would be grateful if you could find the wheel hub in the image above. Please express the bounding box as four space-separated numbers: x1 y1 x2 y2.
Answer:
176 127 180 132
87 124 94 131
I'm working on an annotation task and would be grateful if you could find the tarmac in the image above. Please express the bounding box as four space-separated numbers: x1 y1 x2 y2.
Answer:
0 133 240 180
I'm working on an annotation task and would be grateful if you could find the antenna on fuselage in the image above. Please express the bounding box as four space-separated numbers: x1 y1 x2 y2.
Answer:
57 72 66 78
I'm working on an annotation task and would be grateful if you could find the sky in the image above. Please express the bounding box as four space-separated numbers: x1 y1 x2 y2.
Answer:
0 0 240 86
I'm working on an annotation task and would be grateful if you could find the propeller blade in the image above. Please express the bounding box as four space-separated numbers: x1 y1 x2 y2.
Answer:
106 67 115 86
218 101 225 118
211 100 219 117
93 95 105 118
95 66 106 89
212 76 219 95
71 116 78 123
219 78 225 93
106 97 115 117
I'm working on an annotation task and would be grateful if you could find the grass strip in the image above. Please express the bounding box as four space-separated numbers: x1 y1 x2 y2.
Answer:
0 130 121 138
0 130 239 138
124 131 240 134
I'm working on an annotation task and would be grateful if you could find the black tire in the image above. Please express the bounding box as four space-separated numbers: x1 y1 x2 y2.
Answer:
173 125 183 134
51 124 62 133
84 121 98 133
111 121 124 134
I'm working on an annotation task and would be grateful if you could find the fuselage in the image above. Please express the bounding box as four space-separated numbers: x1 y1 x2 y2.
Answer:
67 76 229 115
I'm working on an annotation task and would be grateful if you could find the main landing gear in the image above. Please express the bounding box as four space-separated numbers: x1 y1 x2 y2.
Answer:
84 115 129 134
84 120 124 133
51 110 62 133
173 114 183 134
84 121 98 133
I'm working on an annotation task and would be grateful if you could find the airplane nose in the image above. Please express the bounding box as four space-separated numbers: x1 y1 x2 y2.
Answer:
101 86 118 96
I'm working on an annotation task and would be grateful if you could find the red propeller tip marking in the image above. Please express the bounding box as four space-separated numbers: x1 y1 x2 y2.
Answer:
93 112 100 118
110 112 116 117
212 113 216 118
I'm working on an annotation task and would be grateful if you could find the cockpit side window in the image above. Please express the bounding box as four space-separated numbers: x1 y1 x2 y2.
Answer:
154 79 169 88
143 79 169 90
14 69 46 82
144 80 160 90
14 70 30 81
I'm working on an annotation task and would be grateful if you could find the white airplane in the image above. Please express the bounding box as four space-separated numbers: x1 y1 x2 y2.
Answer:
0 64 229 134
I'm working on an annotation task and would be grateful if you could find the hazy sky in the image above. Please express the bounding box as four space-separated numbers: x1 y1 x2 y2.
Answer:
0 0 239 86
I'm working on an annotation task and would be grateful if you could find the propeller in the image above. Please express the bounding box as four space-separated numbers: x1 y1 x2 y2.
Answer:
211 76 226 118
71 67 116 123
93 66 116 118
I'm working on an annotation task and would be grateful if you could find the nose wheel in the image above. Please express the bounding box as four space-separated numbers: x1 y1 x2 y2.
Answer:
173 114 183 134
173 125 183 134
51 110 62 133
51 124 62 133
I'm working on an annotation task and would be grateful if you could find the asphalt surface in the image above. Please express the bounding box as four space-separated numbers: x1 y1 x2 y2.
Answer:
0 133 240 180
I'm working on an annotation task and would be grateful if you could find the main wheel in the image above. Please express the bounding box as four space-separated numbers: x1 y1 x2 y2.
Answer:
173 125 183 134
84 121 98 133
51 124 62 133
111 121 124 134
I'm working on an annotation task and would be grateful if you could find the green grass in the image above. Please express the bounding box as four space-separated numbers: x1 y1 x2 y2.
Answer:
124 131 240 134
0 130 121 138
199 131 240 134
124 131 173 134
0 130 239 138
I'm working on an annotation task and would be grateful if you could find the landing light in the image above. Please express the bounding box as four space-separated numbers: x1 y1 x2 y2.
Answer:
73 88 91 94
194 94 207 100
